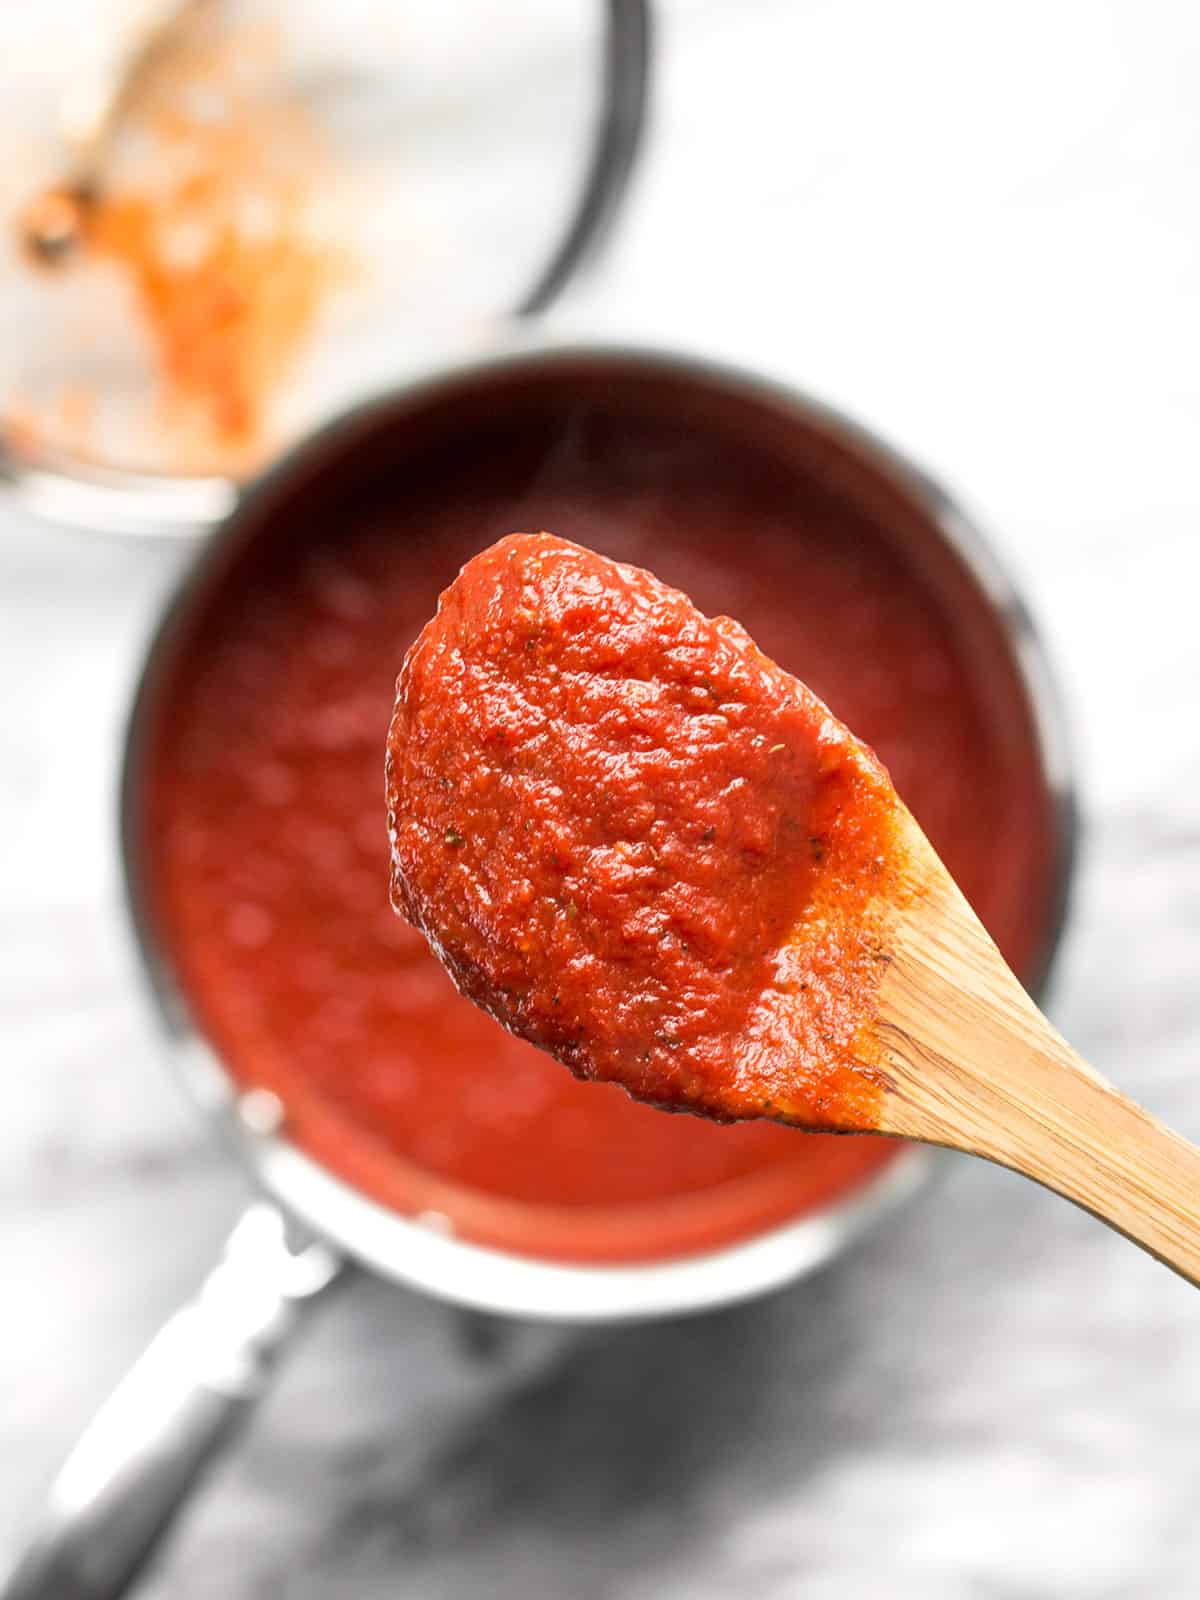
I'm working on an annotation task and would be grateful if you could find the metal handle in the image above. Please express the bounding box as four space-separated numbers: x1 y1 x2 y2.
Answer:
1 1204 342 1600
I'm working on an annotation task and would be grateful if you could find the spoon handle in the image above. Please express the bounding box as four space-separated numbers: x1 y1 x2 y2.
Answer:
60 0 215 170
875 842 1200 1286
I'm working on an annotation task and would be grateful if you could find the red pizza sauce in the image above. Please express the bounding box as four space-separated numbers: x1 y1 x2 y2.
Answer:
137 366 1060 1263
389 532 903 1130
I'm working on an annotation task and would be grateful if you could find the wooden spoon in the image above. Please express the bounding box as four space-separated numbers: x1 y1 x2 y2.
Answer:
19 0 216 266
387 531 1200 1286
849 800 1200 1282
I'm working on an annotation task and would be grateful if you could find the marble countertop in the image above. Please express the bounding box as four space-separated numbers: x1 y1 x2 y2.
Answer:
4 2 1200 1595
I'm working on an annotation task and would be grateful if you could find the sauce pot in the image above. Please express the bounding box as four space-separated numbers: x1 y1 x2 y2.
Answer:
2 344 1077 1600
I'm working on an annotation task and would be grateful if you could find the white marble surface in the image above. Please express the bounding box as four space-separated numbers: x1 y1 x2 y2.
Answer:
4 2 1200 1595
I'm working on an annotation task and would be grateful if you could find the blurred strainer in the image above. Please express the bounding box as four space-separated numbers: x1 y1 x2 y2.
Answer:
0 0 650 534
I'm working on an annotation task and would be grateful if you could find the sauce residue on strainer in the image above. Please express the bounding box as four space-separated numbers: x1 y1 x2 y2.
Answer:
14 11 352 470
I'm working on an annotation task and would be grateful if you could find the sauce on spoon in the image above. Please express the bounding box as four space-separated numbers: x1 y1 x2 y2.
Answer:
389 532 908 1129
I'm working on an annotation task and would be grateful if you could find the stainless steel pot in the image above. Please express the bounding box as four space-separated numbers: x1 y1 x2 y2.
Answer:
2 343 1078 1600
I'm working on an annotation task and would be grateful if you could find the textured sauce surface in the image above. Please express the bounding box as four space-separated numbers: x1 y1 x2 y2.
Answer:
389 533 902 1129
140 400 1056 1261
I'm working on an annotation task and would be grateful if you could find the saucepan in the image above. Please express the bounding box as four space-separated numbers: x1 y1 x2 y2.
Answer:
3 344 1078 1600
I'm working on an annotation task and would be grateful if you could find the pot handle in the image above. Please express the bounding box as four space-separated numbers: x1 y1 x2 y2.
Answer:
1 1204 342 1600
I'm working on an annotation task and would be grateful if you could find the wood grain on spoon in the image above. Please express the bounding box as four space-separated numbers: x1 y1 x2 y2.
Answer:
387 532 1200 1285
